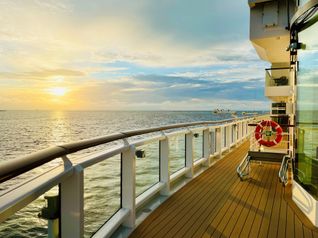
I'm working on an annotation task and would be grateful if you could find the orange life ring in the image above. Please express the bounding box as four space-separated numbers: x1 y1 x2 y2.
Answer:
254 120 283 147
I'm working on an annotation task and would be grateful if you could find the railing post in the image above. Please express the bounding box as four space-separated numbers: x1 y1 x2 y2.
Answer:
60 165 84 238
215 127 222 159
210 129 216 155
247 120 252 136
232 124 236 147
242 121 246 138
203 128 210 167
185 132 194 178
121 145 136 228
160 137 170 196
237 122 242 143
226 124 231 151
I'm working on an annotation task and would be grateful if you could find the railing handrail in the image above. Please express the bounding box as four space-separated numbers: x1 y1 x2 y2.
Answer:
0 117 254 184
236 154 250 179
278 155 291 186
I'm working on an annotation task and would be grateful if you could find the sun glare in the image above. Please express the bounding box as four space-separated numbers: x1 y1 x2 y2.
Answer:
47 87 68 96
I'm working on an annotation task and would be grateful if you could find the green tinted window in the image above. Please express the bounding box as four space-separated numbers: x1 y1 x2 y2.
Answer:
295 22 318 198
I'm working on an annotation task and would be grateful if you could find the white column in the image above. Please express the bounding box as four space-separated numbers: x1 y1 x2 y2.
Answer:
60 165 84 238
238 122 242 142
160 137 170 196
210 129 216 155
185 132 194 178
233 124 237 147
215 127 222 159
203 128 210 167
121 145 136 228
226 125 231 151
242 122 246 138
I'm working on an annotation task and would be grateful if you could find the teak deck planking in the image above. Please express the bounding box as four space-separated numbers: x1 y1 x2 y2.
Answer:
129 141 318 238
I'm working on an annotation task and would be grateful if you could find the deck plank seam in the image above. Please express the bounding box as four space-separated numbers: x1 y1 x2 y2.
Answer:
137 144 249 237
257 164 279 238
134 144 249 236
219 164 270 238
157 149 249 238
204 160 266 236
231 163 274 238
237 163 276 238
247 163 278 238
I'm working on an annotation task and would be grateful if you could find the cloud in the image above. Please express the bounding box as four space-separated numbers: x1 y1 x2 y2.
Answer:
0 0 270 110
0 69 85 81
121 87 155 92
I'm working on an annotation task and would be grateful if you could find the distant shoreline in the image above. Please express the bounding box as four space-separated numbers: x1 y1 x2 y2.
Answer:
0 109 269 112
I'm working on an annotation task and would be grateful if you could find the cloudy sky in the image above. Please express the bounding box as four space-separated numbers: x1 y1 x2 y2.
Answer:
0 0 269 110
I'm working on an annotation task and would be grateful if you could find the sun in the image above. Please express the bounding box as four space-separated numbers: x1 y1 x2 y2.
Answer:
47 87 68 96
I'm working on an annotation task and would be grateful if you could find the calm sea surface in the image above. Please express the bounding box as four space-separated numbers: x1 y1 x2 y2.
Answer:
0 110 255 237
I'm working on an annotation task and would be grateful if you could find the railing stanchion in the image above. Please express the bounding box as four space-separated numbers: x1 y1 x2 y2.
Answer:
60 165 84 238
238 122 242 143
242 122 246 138
160 137 170 196
203 128 210 167
233 124 238 147
185 132 194 178
226 124 231 152
210 129 216 155
216 127 222 159
121 145 136 228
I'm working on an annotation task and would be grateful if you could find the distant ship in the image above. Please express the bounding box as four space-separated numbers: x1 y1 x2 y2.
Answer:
212 109 236 114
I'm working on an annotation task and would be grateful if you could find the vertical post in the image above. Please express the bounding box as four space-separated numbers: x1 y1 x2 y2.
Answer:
237 122 242 143
231 125 234 146
242 121 246 138
121 145 136 228
226 125 231 151
48 219 59 238
160 137 170 196
210 129 216 155
185 132 194 178
247 120 251 136
246 121 250 136
203 128 210 167
215 127 222 159
60 165 84 238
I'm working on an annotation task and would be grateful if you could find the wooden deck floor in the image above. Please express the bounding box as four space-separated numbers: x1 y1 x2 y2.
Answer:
130 141 318 238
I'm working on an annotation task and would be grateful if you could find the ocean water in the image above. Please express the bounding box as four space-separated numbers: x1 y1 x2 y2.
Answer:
0 110 253 237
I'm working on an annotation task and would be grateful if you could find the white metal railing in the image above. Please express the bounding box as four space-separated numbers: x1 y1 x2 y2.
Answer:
0 117 256 238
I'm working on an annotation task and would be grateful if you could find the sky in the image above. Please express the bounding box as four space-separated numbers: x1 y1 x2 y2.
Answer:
0 0 269 111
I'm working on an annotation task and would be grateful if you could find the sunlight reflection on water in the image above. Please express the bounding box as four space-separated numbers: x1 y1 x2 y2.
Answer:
0 110 249 237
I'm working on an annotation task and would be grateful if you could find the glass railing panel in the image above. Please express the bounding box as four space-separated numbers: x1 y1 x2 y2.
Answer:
0 186 59 238
169 135 186 174
193 131 203 161
135 142 160 197
265 68 290 87
84 154 121 237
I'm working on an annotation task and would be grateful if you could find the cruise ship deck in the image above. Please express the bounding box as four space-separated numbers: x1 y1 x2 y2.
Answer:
130 141 318 238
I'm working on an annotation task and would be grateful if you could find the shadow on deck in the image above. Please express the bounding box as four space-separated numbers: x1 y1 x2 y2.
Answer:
129 141 318 238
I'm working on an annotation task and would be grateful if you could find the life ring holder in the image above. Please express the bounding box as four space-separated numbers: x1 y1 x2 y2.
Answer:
254 120 283 147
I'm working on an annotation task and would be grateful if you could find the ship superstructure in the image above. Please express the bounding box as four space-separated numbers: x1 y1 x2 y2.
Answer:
249 0 318 227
